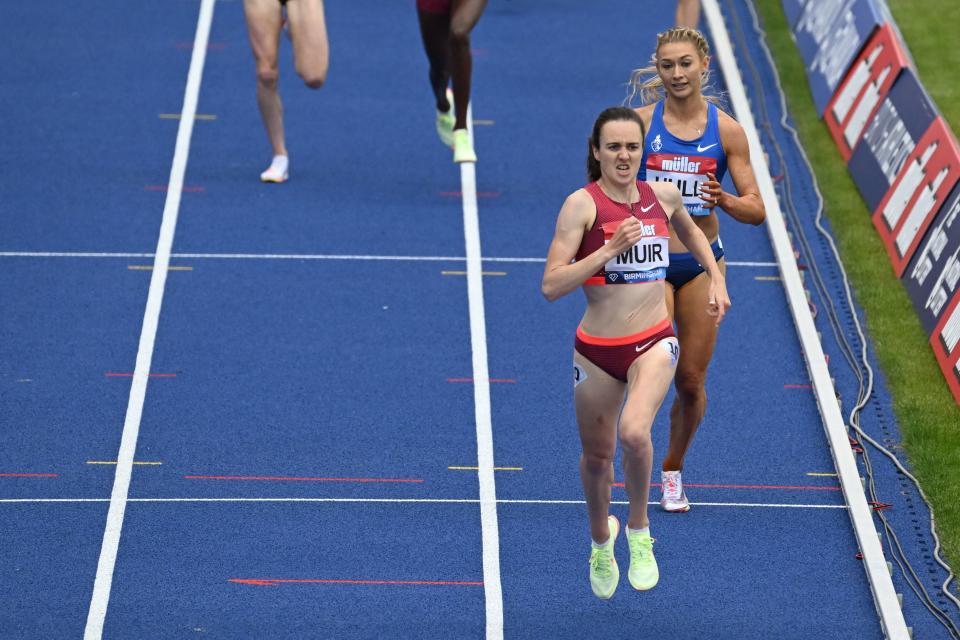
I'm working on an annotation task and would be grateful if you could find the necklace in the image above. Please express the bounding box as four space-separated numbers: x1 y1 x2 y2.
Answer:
599 182 638 205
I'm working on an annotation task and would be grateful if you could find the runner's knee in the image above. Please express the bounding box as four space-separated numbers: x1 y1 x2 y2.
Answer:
581 449 614 474
618 418 652 456
299 69 326 89
449 23 471 48
256 65 279 88
674 368 707 400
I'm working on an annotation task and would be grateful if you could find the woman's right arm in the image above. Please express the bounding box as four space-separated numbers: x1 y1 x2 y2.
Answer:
541 190 642 302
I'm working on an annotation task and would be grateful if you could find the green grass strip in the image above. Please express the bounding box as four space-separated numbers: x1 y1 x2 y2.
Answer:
753 0 960 583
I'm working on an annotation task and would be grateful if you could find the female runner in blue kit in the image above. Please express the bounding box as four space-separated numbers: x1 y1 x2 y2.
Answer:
629 28 766 512
542 107 729 599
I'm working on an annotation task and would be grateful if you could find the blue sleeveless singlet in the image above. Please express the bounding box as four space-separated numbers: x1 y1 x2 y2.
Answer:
639 101 728 217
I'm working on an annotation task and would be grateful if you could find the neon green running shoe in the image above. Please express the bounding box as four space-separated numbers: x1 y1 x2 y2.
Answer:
588 515 620 600
627 530 659 591
452 128 477 163
435 88 455 147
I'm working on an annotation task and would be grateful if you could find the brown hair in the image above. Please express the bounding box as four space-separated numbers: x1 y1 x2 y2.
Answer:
586 107 646 182
624 27 722 107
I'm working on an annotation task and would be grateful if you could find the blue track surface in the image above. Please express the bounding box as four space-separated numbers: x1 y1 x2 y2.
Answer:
2 1 956 638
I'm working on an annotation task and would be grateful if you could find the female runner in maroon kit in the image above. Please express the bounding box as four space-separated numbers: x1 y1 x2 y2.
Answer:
542 107 729 599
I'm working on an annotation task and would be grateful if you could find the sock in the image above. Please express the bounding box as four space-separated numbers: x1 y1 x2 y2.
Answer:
591 534 613 549
627 526 650 537
268 155 288 173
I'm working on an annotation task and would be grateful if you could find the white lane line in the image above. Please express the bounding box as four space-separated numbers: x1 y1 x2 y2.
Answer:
726 260 779 267
0 497 847 509
0 252 159 258
83 1 215 637
702 1 909 637
0 250 777 268
460 104 503 640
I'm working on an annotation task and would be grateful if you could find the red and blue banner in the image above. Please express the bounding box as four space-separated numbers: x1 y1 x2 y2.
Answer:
847 69 938 214
931 291 960 402
783 0 960 403
871 118 960 276
790 0 884 116
905 183 960 334
824 24 909 161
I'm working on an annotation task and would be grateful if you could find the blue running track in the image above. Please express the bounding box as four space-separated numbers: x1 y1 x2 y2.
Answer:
1 1 955 638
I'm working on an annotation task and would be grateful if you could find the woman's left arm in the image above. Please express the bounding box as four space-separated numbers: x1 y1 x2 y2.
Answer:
700 116 766 225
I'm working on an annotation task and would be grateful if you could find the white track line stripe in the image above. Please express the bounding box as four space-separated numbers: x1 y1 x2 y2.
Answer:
460 104 504 640
0 250 775 268
0 497 847 508
702 1 909 638
83 1 215 637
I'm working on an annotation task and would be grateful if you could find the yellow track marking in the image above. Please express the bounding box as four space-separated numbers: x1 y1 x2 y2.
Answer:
806 472 837 477
754 275 781 281
472 119 495 126
87 461 163 466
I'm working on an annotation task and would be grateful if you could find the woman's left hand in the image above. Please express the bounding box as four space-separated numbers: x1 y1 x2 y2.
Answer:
700 172 724 209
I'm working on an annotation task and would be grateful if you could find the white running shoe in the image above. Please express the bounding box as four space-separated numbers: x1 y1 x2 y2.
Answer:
260 155 289 183
660 470 690 512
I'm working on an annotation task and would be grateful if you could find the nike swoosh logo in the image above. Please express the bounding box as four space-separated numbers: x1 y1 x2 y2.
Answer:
635 339 656 352
640 203 655 213
697 143 718 152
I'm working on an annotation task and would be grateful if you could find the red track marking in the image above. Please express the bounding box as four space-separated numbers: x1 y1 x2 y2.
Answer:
439 191 500 198
612 481 841 492
784 383 812 389
0 473 58 478
105 373 178 378
229 578 483 587
144 185 205 192
447 378 516 384
184 475 423 483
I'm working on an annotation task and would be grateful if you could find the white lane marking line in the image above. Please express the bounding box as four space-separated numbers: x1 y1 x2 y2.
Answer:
702 1 909 637
460 103 504 640
0 497 848 509
83 1 215 637
0 251 778 268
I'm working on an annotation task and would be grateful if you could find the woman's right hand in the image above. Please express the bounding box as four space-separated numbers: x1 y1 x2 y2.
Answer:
605 217 643 256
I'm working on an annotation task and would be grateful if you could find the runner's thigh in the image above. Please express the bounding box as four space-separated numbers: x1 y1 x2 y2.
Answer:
286 0 329 81
574 353 625 455
243 0 283 69
672 259 725 377
622 337 678 427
